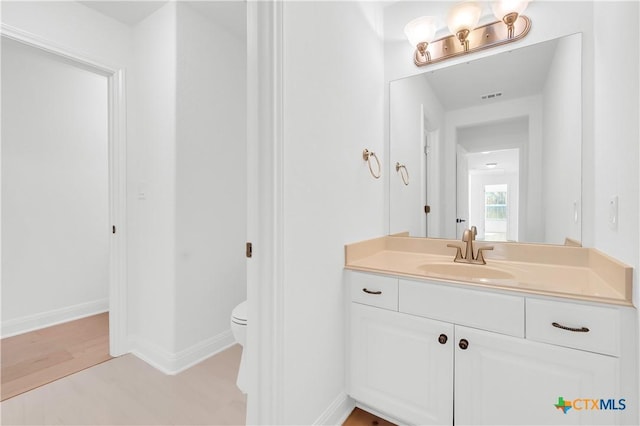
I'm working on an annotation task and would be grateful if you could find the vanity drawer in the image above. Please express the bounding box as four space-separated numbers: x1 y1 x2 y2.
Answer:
526 299 621 356
399 279 524 337
350 272 398 311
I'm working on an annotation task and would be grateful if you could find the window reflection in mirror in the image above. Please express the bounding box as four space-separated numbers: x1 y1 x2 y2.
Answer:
389 33 582 245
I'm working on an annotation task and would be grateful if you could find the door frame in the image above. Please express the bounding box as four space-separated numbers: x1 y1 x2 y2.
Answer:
1 24 128 356
456 144 470 239
246 1 285 423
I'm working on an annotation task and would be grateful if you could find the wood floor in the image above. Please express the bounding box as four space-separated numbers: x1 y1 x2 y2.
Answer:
343 408 396 426
1 312 112 401
1 344 247 425
1 315 377 426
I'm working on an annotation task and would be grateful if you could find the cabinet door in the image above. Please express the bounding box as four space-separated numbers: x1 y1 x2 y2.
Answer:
349 303 453 425
455 326 621 425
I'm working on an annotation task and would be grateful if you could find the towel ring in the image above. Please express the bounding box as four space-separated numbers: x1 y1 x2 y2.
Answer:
363 149 381 179
395 162 409 186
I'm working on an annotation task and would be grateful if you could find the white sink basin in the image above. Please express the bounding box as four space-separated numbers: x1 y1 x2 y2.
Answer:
418 262 515 281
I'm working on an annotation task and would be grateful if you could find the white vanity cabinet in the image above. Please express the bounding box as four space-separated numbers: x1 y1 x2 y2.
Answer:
348 271 453 425
347 271 630 426
350 303 454 425
454 325 619 425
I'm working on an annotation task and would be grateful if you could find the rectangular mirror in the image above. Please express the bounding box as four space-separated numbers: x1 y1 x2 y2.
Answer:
389 33 582 245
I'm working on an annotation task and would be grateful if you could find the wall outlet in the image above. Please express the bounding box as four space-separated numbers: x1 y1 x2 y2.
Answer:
608 196 618 230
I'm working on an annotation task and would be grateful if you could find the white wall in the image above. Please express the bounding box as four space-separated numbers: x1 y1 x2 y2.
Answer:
174 2 247 353
1 37 109 335
282 1 385 423
389 74 444 237
592 2 639 305
127 2 178 362
542 34 582 245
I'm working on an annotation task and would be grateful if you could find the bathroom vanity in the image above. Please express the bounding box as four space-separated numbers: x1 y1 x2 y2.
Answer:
344 236 636 425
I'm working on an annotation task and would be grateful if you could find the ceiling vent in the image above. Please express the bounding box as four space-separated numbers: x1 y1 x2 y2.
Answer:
481 92 503 100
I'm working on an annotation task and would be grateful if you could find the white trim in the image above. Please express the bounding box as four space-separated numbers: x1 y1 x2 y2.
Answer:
129 331 235 375
172 331 235 374
355 402 402 426
128 336 175 374
313 392 355 426
108 67 128 357
0 24 128 357
246 1 285 424
1 299 109 338
0 24 119 73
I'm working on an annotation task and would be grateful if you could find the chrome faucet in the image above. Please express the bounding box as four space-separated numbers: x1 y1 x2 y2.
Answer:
447 226 494 265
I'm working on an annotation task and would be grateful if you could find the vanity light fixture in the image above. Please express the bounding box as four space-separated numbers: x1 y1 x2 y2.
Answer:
406 0 532 67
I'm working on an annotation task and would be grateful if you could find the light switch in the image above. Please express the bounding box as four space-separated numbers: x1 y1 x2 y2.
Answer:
608 196 618 230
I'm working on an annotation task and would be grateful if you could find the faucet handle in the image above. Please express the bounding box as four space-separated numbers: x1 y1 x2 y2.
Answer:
475 246 494 264
447 244 464 262
470 226 477 239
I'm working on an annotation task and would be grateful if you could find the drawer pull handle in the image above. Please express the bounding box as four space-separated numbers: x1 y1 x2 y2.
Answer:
552 322 590 333
362 288 382 295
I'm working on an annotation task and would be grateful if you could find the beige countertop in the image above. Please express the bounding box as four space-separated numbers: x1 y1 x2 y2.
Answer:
345 236 633 306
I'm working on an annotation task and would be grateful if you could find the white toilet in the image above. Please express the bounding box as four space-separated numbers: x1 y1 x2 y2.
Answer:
230 300 247 393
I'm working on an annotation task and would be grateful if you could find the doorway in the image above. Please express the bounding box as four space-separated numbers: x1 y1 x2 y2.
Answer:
1 30 126 396
461 148 520 241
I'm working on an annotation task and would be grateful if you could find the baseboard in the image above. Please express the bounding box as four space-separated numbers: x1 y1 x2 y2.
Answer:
1 298 109 338
355 402 402 425
128 335 176 374
314 392 355 425
172 330 235 374
130 329 235 375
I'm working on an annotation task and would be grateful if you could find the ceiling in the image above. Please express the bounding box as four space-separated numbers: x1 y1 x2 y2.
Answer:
419 38 559 111
78 1 246 39
467 148 520 174
79 1 168 26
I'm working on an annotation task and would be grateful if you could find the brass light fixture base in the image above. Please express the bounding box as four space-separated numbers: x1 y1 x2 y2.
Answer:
415 41 431 63
413 15 531 67
456 29 471 51
502 12 519 38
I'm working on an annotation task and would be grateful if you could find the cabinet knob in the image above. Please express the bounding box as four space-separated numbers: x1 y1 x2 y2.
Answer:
438 334 448 344
459 339 469 350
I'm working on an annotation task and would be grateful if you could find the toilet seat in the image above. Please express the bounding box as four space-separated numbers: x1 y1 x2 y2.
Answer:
230 300 248 394
232 300 247 325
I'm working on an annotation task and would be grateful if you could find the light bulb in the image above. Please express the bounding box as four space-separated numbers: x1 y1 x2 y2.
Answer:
447 2 482 36
447 2 481 50
491 0 530 20
492 0 529 38
404 16 437 48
